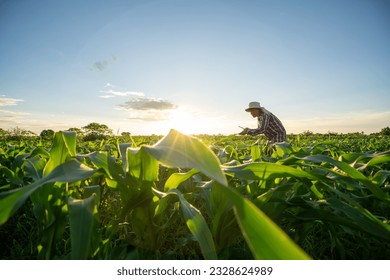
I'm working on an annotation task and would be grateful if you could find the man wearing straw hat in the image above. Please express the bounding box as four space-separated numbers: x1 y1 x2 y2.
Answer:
240 101 286 144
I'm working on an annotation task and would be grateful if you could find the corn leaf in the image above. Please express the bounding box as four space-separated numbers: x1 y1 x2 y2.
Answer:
84 185 101 203
223 162 318 181
327 197 390 241
136 129 227 186
43 131 76 176
299 155 388 199
0 159 101 225
169 189 217 260
68 194 97 259
127 148 159 182
360 153 390 170
164 169 199 191
81 152 123 181
213 183 311 260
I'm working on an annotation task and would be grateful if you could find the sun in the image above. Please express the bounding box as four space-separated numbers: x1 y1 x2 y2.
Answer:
166 107 197 135
159 106 218 135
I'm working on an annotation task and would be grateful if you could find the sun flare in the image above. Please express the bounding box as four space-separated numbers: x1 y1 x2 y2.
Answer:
165 108 197 135
158 106 220 135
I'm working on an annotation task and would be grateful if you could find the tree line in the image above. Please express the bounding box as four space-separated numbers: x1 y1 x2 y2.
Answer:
0 122 124 141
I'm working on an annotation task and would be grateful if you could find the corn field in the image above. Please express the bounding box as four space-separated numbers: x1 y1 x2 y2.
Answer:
0 130 389 259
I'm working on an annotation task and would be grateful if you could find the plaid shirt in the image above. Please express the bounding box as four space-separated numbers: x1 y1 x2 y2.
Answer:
250 108 286 143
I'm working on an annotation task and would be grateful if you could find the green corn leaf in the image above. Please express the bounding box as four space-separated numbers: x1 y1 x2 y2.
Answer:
84 185 101 203
0 159 101 225
169 189 217 260
119 143 132 173
43 131 77 176
223 162 318 181
68 194 97 259
327 197 390 242
202 181 239 250
135 129 227 186
213 183 311 260
0 166 23 187
302 155 368 180
29 146 50 159
127 148 159 182
80 151 123 181
299 155 388 199
164 169 199 191
250 145 261 161
359 153 390 170
12 153 29 171
372 170 390 185
294 199 390 243
24 156 46 181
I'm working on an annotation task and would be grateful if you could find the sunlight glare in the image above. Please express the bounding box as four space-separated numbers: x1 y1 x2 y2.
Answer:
166 107 197 135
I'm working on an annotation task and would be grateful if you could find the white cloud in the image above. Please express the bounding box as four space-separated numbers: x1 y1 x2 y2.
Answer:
99 89 144 98
118 97 178 111
114 97 178 121
0 96 28 129
0 109 31 128
0 97 24 106
99 83 145 98
98 83 178 122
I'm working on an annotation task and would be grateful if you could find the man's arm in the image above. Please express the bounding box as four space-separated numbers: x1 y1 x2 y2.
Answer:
246 112 270 135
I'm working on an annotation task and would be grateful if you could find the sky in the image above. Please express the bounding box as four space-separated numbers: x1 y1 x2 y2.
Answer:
0 0 389 135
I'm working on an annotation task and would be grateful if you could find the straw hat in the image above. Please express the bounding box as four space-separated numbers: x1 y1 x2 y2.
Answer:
245 101 261 112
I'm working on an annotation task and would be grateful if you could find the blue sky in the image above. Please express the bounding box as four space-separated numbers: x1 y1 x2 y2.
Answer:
1 0 389 135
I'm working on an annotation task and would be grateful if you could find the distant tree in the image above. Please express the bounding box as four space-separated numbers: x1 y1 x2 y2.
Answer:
380 127 390 136
327 131 339 136
82 122 113 141
9 127 36 137
120 131 132 142
40 129 55 139
67 127 82 134
82 122 112 135
300 130 313 136
121 132 131 137
3 127 36 139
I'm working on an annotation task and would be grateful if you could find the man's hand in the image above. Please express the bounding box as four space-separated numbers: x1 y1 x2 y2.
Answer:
239 127 250 135
247 129 257 136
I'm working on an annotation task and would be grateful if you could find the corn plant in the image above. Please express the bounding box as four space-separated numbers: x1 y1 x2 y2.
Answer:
1 130 389 259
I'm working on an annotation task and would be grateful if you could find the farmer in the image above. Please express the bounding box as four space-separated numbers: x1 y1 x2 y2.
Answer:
240 101 286 144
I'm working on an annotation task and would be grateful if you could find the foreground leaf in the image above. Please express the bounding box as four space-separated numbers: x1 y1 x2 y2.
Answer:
167 189 218 260
43 131 76 176
223 162 318 181
133 129 227 186
164 169 199 191
0 159 101 225
213 183 310 260
68 194 97 259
